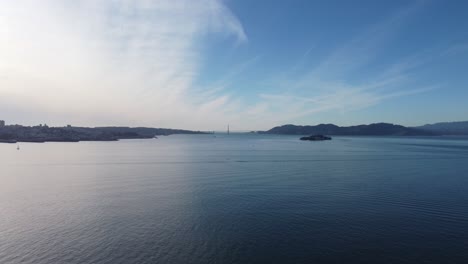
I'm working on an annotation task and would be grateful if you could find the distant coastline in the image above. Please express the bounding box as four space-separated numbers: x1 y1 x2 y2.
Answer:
2 121 468 144
259 121 468 136
0 124 208 143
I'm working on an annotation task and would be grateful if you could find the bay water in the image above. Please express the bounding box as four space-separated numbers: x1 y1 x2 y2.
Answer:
1 134 468 263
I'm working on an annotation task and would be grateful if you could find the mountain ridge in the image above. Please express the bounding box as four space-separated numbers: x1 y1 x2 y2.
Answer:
260 122 437 136
415 121 468 135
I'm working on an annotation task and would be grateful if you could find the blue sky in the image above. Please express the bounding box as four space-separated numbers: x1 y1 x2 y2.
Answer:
1 0 468 130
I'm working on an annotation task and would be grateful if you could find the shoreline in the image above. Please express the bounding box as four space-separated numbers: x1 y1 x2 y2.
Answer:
0 125 207 144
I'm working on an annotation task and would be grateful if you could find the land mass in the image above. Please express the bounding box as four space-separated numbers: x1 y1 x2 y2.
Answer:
260 123 438 136
0 125 207 143
415 121 468 135
3 121 468 143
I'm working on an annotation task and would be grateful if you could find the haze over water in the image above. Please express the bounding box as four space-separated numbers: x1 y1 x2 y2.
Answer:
1 134 468 263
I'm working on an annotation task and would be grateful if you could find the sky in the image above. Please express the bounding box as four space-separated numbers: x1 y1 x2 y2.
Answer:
1 0 468 130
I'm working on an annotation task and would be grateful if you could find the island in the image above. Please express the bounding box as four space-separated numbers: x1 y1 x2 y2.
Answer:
300 135 332 141
0 124 208 143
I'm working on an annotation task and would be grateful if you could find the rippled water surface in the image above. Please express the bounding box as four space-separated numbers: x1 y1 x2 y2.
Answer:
1 134 468 264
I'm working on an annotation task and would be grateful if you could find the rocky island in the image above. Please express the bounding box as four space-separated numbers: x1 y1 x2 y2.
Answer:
300 135 332 141
0 123 207 143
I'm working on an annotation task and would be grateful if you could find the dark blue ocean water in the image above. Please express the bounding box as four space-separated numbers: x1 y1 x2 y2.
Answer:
1 134 468 264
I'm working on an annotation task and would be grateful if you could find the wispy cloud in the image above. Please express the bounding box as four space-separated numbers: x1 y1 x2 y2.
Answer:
239 1 440 127
0 0 246 127
0 1 455 130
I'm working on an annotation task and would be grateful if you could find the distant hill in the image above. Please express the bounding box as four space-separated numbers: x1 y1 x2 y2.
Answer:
416 121 468 135
260 123 436 136
94 127 207 136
